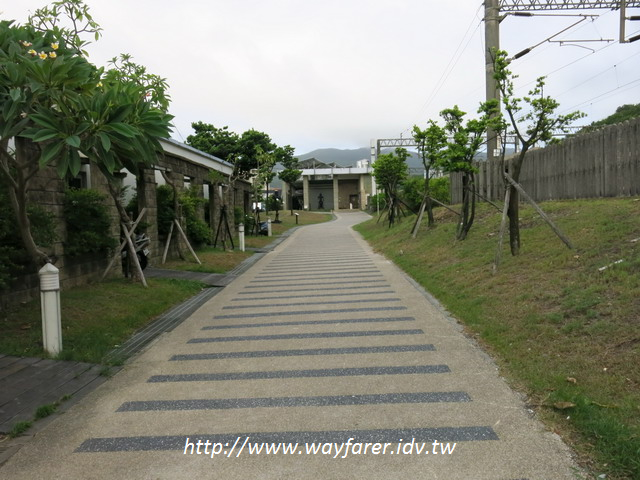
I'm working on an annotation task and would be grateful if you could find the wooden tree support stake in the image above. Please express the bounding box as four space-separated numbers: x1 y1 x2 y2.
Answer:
161 221 175 265
173 219 202 264
121 221 148 287
504 172 573 250
102 208 147 280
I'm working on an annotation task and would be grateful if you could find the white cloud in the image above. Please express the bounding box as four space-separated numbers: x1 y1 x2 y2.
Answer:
2 0 639 154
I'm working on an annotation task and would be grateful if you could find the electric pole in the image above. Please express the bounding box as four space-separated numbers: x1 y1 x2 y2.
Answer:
485 0 501 163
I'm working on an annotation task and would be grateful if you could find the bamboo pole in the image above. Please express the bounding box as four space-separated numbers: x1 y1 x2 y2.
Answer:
121 222 148 287
161 221 174 265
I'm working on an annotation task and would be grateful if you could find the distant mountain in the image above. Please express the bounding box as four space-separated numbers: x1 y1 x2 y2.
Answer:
296 147 424 172
296 148 371 167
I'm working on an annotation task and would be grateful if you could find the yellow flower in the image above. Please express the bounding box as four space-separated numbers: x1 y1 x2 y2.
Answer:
97 81 103 87
49 52 57 59
51 42 59 50
21 41 33 47
28 49 37 56
38 52 47 60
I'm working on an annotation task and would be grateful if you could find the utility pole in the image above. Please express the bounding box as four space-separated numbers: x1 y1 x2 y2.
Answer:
485 0 501 163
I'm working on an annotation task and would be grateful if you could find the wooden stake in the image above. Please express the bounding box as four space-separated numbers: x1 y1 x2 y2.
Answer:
102 208 147 280
161 221 174 265
504 172 573 250
174 219 202 264
121 222 148 287
411 195 428 239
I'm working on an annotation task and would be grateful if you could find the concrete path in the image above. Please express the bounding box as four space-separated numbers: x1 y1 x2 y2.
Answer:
0 212 581 479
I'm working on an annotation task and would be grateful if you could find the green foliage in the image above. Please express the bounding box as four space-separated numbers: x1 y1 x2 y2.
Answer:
580 103 640 133
430 177 450 205
266 194 282 212
186 122 278 179
401 176 450 212
0 2 173 266
156 184 175 237
34 402 57 419
233 206 244 225
372 147 409 226
372 147 409 197
179 187 211 245
63 188 115 256
0 186 56 289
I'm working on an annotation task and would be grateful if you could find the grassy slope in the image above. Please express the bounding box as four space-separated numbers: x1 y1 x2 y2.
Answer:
354 197 640 479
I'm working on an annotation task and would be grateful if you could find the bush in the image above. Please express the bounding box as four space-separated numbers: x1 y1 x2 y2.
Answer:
156 185 175 237
179 187 212 245
64 189 116 256
400 176 450 212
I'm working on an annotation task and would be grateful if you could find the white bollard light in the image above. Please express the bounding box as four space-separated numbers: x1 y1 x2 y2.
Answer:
39 263 62 356
267 218 272 237
238 223 245 252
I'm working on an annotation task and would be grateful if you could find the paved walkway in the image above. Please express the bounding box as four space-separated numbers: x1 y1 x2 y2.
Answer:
0 213 580 479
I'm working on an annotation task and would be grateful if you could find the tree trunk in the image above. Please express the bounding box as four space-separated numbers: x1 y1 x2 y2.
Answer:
507 186 520 255
456 174 470 240
7 138 52 266
506 148 527 256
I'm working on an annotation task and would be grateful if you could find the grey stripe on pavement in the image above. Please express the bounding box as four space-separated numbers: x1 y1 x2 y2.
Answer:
170 344 436 361
188 329 424 343
76 426 498 452
213 306 407 319
203 317 415 329
221 298 400 309
147 365 450 382
117 392 471 412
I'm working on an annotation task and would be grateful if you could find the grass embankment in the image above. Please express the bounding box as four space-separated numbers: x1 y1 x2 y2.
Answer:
354 197 640 480
161 211 334 273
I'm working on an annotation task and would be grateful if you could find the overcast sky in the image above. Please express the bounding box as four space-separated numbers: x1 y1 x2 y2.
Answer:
2 1 639 154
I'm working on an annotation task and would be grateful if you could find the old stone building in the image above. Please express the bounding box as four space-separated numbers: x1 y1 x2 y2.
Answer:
1 138 250 308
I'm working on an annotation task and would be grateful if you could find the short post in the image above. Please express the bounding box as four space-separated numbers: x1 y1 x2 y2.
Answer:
238 223 245 252
39 263 62 356
295 213 299 225
267 218 272 237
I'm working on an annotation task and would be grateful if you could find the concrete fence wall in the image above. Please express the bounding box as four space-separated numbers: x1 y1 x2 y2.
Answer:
451 117 640 204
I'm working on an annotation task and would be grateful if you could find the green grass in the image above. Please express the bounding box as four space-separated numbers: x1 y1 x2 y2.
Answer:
0 277 204 364
354 197 640 480
8 420 32 438
161 210 334 271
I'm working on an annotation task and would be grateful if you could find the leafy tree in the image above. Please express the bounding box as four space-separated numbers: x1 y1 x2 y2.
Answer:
186 122 240 162
372 147 409 227
411 121 446 231
440 103 499 240
493 49 583 255
186 123 277 180
0 1 172 269
278 149 301 215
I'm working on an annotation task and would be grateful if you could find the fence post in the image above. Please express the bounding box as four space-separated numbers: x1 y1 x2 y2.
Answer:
238 223 245 251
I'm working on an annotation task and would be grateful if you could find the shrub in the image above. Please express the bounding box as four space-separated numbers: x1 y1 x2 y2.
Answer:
156 185 175 237
179 187 212 245
64 189 116 256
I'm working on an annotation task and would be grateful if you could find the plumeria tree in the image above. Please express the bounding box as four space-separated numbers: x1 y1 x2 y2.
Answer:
0 1 172 268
